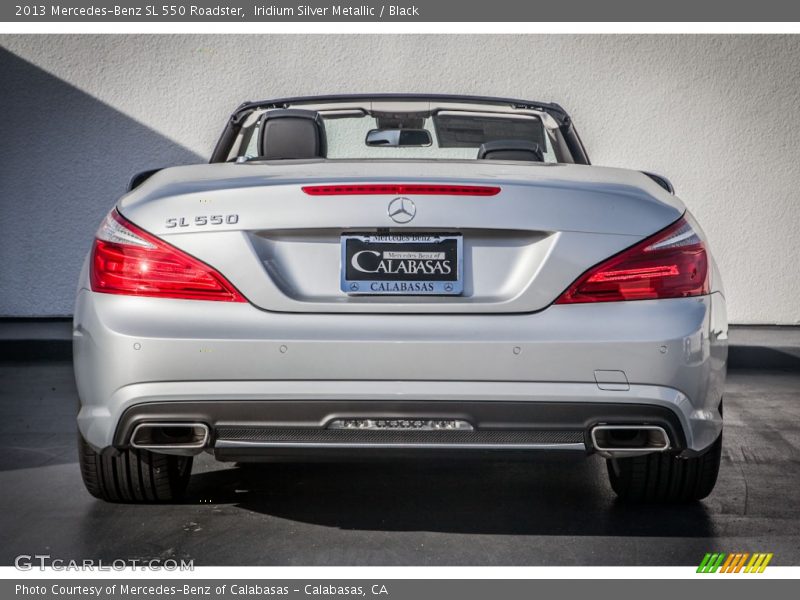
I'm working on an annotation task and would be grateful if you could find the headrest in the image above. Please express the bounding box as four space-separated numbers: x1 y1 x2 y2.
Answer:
477 140 544 162
258 109 327 159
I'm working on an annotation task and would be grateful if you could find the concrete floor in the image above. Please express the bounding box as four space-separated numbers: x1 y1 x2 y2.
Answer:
1 361 798 566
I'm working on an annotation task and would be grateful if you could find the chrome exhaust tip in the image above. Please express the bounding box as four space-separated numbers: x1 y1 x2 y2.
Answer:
590 425 670 454
130 422 210 455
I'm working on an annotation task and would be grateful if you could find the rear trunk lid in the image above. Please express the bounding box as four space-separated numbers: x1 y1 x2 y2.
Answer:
118 160 684 313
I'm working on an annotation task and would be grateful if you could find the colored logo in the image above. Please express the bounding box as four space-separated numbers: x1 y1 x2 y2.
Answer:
697 552 773 573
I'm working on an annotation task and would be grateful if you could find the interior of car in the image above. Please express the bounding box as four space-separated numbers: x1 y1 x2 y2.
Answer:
229 100 565 163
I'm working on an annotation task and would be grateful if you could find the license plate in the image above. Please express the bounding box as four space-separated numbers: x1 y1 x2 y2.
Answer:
341 233 463 295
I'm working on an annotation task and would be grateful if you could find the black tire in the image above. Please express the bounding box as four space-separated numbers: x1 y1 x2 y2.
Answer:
607 433 722 503
78 433 192 503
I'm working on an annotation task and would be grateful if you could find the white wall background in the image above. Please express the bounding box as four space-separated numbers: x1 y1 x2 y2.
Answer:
1 35 798 323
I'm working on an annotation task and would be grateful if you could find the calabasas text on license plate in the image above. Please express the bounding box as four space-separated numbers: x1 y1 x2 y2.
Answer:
341 233 463 295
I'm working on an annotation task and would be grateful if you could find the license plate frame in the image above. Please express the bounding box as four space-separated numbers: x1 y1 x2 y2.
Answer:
340 233 463 296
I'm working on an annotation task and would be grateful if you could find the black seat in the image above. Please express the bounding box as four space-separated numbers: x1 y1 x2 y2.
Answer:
477 140 544 162
258 109 327 159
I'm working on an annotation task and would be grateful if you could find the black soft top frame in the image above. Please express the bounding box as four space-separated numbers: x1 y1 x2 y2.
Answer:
210 94 590 165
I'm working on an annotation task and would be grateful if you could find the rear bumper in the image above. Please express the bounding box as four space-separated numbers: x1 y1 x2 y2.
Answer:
73 290 727 454
113 394 686 460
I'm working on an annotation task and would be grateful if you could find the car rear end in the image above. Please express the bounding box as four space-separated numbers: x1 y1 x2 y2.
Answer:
74 160 726 503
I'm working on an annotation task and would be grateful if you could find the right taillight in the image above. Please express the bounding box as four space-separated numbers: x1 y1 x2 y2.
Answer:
555 215 709 304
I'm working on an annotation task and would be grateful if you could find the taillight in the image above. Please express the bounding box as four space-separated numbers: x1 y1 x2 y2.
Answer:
90 210 245 302
555 216 709 304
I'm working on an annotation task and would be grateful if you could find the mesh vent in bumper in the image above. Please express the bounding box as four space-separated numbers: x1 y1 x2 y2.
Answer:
214 427 585 447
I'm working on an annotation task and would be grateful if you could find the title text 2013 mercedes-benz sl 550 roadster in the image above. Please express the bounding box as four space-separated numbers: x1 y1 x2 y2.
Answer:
74 94 726 503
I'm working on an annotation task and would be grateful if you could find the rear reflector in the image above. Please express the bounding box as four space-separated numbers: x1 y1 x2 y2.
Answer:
90 210 245 302
555 215 709 304
301 184 501 196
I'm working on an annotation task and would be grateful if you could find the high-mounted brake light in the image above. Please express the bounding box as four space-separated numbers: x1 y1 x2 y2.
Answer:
301 184 501 196
555 216 709 304
90 210 246 302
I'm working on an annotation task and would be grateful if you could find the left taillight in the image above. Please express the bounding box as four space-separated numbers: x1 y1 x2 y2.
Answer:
555 215 710 304
90 210 246 302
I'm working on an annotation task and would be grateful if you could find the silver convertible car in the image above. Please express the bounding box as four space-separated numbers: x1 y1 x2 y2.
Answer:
74 94 726 503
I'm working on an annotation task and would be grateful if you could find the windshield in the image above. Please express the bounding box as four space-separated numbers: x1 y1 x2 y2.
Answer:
238 109 563 163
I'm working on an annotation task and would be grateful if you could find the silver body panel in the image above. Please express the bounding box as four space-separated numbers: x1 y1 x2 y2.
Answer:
116 161 691 314
74 158 727 457
74 291 727 454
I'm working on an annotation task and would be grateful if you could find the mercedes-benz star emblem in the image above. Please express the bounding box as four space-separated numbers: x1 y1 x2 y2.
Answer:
387 197 416 223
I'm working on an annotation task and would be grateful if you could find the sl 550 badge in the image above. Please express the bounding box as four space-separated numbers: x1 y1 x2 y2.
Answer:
165 214 239 228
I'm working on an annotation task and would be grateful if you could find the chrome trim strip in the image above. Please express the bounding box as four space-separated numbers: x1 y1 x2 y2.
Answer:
215 440 586 451
326 418 474 431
